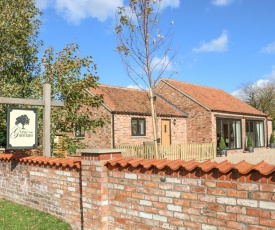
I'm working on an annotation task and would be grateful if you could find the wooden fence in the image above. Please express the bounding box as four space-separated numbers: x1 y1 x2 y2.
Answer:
116 142 217 161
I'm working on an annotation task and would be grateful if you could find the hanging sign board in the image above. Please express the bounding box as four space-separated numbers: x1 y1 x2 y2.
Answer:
7 108 38 149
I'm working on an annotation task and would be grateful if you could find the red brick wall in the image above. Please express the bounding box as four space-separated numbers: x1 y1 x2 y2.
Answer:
156 83 213 143
107 165 275 230
1 153 274 230
80 107 187 148
114 114 186 146
81 105 113 148
0 160 82 229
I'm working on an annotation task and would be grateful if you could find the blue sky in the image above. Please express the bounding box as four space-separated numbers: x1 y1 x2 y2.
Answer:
36 0 275 94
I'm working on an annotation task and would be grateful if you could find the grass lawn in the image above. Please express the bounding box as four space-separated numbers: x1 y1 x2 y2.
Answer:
0 198 72 230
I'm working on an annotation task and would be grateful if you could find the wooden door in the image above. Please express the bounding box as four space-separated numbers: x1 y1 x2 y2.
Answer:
161 119 171 145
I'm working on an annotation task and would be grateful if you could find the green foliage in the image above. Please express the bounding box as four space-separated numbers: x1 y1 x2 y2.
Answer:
33 43 106 155
218 136 226 151
270 133 275 144
0 130 6 147
0 198 72 229
247 134 253 147
0 0 41 97
0 0 42 143
0 1 106 154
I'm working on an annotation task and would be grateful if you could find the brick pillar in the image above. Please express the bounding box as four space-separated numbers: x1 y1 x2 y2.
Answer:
79 149 123 230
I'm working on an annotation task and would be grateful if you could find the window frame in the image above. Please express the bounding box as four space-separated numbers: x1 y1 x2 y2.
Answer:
75 126 85 138
131 117 146 136
246 120 265 148
216 118 242 150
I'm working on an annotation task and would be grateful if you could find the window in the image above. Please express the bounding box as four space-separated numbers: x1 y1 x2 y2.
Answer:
246 121 264 147
131 118 146 136
216 118 242 149
75 126 85 138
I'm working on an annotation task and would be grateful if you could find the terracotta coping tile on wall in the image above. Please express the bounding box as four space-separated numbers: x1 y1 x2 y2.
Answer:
234 160 254 174
152 159 169 169
107 157 125 166
142 159 159 169
254 161 275 175
0 154 81 169
216 161 235 174
184 161 201 171
105 158 275 179
128 158 148 167
162 159 183 170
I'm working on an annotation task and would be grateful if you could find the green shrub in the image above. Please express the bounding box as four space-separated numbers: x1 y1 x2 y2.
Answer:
219 136 226 150
270 133 275 144
247 134 253 147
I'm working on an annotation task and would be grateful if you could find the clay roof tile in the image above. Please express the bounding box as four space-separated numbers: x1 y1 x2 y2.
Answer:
89 84 186 117
160 79 267 116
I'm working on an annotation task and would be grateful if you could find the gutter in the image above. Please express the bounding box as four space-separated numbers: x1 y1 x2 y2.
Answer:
112 112 115 148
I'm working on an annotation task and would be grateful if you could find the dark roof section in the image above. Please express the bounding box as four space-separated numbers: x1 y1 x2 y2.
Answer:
105 157 275 176
159 79 267 116
88 84 187 117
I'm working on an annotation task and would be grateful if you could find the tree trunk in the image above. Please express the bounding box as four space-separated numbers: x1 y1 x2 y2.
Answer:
149 87 159 159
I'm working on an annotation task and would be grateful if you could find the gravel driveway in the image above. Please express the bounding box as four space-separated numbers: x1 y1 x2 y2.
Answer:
213 148 275 165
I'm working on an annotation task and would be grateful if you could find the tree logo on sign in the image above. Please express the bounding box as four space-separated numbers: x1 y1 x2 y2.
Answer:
15 115 30 129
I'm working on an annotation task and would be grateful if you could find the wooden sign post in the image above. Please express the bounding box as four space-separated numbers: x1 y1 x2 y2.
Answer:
0 84 64 157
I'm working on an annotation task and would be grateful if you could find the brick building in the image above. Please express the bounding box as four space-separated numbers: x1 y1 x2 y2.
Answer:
155 78 273 153
79 80 272 153
83 85 187 148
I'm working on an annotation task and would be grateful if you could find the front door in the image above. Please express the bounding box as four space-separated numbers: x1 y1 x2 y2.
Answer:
161 119 171 145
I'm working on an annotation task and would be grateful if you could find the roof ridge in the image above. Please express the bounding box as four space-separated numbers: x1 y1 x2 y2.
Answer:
98 84 145 92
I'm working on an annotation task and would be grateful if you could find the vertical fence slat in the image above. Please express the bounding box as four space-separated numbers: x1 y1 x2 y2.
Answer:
116 142 216 161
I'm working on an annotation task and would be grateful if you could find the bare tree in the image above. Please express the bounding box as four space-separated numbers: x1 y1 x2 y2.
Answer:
237 81 275 119
115 0 177 158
